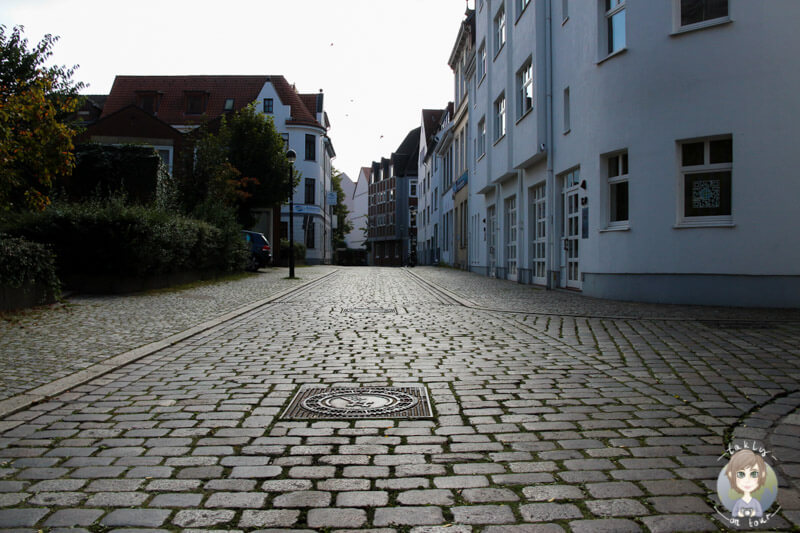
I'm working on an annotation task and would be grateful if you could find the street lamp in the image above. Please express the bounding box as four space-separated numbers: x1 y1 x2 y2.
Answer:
286 149 296 279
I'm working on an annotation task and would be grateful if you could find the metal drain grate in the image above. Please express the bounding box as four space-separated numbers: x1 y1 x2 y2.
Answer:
699 320 778 330
342 307 397 314
282 387 432 419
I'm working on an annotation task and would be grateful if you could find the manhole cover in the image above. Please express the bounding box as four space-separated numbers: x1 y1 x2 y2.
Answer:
282 387 432 419
343 307 397 314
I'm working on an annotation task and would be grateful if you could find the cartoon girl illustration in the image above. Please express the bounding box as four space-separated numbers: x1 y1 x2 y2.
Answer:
725 449 767 518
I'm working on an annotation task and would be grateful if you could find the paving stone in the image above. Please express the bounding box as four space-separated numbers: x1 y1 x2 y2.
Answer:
519 503 583 522
271 491 331 508
0 508 49 527
307 508 367 528
522 485 584 501
102 509 171 527
397 489 454 506
461 487 519 502
28 491 86 506
44 508 104 527
569 518 642 532
586 498 649 517
647 496 713 514
173 509 236 528
148 493 204 507
373 506 445 526
451 505 516 524
586 481 644 498
432 475 488 489
639 514 717 532
86 491 148 507
335 491 389 507
204 491 266 508
230 466 281 478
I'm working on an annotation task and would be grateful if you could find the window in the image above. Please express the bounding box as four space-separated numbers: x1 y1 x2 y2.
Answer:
678 136 732 224
478 41 487 81
563 87 570 133
136 92 160 114
223 98 235 112
505 195 517 277
305 134 316 161
531 184 547 282
306 219 315 249
184 92 206 114
478 117 487 158
263 98 274 114
562 0 569 22
517 60 533 119
679 0 728 27
494 94 506 141
517 0 531 19
304 178 315 205
606 151 629 227
605 0 626 55
494 5 506 55
410 180 417 197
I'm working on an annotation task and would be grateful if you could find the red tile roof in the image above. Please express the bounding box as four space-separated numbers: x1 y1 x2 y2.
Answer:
101 75 324 130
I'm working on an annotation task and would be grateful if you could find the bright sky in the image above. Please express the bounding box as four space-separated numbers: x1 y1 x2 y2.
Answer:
1 0 472 182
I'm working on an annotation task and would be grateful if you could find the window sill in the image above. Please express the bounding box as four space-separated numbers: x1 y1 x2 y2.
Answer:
477 153 486 163
515 2 530 24
478 74 486 88
494 44 505 61
597 47 627 66
515 108 533 125
599 224 630 234
671 17 732 36
673 218 735 229
493 134 506 147
563 128 571 135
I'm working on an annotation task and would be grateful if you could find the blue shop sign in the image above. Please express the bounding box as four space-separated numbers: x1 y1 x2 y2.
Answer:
455 171 468 192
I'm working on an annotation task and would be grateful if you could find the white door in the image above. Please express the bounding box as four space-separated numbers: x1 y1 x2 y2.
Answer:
561 169 581 289
505 196 517 281
487 205 497 277
531 183 547 285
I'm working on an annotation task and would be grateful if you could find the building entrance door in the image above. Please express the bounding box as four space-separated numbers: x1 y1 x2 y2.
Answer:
561 170 581 289
487 205 497 277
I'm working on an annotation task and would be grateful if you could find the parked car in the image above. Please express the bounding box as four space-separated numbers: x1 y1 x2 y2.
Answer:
242 230 272 271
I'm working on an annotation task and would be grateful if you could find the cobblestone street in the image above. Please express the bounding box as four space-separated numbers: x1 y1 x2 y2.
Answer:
1 266 799 532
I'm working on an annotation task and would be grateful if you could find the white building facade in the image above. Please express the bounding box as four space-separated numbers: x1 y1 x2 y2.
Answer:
256 78 335 265
343 168 370 250
466 0 800 307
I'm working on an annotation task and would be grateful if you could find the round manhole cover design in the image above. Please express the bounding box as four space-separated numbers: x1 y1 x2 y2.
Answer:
301 388 419 418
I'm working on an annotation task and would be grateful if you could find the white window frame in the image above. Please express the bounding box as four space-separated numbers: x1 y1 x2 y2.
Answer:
602 0 626 60
563 87 571 134
477 117 486 159
477 41 487 83
505 195 517 277
676 135 734 228
494 94 506 142
517 0 531 21
410 180 417 198
494 4 506 57
672 0 731 35
517 59 534 120
604 150 630 230
530 183 547 283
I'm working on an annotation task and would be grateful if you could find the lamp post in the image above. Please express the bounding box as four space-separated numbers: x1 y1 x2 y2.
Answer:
286 149 296 279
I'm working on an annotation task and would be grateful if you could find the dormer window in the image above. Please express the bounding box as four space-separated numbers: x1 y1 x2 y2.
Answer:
223 98 235 112
136 91 161 114
184 91 207 114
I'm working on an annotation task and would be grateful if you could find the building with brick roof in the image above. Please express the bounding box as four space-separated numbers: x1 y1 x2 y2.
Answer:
81 74 335 264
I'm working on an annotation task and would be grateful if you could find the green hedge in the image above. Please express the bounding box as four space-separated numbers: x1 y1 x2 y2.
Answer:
0 234 61 300
2 201 248 281
279 238 306 265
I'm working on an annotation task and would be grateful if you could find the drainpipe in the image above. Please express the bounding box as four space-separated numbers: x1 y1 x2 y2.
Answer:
545 0 556 290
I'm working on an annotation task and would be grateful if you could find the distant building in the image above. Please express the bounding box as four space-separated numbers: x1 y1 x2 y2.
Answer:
342 168 370 250
367 128 420 266
417 108 446 265
81 75 335 265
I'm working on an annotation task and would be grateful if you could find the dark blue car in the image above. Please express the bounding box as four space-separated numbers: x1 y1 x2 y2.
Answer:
242 230 272 271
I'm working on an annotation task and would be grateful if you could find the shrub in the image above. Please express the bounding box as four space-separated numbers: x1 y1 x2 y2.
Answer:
279 238 306 265
0 234 60 301
2 199 247 282
63 144 161 204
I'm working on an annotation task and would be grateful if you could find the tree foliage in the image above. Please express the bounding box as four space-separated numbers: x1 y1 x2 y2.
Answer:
331 169 353 249
187 104 293 227
0 25 85 212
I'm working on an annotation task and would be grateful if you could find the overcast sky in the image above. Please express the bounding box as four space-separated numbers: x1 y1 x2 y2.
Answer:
1 0 472 181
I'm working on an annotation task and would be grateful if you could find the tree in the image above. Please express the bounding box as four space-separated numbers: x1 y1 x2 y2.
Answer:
0 25 85 212
331 169 353 249
187 104 293 228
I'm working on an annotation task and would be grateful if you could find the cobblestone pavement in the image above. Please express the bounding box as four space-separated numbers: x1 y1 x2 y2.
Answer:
0 267 334 401
1 266 799 532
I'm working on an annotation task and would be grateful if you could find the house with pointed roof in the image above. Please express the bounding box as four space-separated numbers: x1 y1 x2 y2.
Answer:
342 168 370 250
81 74 336 264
